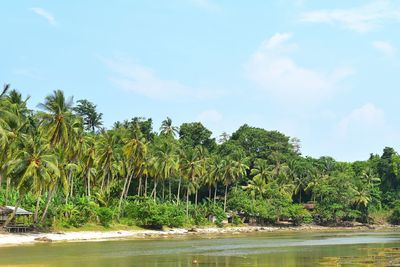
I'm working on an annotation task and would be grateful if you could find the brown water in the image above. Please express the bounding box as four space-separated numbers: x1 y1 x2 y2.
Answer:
1 231 400 266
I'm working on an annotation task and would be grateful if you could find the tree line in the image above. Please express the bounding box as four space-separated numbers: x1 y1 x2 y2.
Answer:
1 84 400 229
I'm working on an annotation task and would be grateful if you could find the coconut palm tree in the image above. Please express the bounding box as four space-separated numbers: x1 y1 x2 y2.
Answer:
96 131 121 191
37 90 75 146
159 117 179 138
179 147 204 216
250 159 272 182
152 138 178 201
208 156 224 205
243 175 267 200
74 99 103 133
4 135 59 226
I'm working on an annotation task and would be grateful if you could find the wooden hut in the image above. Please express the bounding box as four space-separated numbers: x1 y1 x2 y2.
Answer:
0 206 33 232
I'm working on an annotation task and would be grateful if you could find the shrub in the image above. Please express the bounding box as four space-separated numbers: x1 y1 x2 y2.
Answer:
288 204 312 226
210 205 226 228
124 199 186 228
232 213 243 226
97 207 113 227
389 205 400 225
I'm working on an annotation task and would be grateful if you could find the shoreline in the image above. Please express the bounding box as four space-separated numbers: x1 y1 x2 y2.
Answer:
1 224 399 247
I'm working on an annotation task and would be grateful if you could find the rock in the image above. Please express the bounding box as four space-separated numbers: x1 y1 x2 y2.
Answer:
34 237 53 242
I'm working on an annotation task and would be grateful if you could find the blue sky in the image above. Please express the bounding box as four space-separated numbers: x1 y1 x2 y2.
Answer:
1 0 400 161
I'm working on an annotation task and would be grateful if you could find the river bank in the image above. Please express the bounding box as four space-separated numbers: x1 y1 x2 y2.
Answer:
1 224 399 247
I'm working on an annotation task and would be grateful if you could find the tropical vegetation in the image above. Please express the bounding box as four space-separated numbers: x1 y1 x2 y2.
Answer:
1 84 399 229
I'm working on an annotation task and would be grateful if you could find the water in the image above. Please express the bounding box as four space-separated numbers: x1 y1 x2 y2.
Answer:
1 231 400 266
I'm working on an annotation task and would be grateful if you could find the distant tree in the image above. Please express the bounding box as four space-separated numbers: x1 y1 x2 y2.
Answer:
160 117 179 138
230 124 292 165
74 99 103 133
179 122 216 151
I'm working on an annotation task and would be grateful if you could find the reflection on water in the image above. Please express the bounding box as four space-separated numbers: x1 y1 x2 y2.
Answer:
1 231 400 266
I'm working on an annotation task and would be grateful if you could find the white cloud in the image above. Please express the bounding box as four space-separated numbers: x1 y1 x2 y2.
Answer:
197 110 223 124
191 0 220 12
337 103 385 137
244 32 353 105
300 1 400 33
31 7 56 26
104 57 224 100
372 40 397 58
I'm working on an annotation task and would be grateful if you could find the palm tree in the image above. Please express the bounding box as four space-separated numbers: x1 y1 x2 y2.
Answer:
179 147 204 216
96 131 121 191
159 117 179 138
208 156 223 205
243 175 267 200
250 159 272 183
74 99 103 132
37 90 75 146
221 154 249 212
4 135 59 226
152 139 178 201
118 124 148 219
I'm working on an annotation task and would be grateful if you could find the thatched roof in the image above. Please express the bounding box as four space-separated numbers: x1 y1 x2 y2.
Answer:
0 206 12 216
303 203 315 210
0 206 33 216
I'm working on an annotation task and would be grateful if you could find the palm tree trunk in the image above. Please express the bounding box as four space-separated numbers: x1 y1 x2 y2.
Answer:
169 180 172 200
87 171 91 197
144 176 148 196
137 177 142 196
186 189 189 217
124 172 134 199
117 172 131 221
152 181 158 201
162 181 165 201
34 188 43 224
65 171 72 204
208 186 211 199
177 178 181 203
214 184 218 206
40 185 57 224
195 190 198 207
223 184 228 212
70 172 74 198
5 177 10 205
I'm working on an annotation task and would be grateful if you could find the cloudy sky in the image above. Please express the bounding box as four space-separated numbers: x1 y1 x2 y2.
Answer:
2 1 400 161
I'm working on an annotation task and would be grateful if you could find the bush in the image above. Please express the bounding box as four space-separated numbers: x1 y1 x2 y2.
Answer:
232 213 243 226
288 204 313 226
97 207 113 227
253 200 277 224
389 206 400 225
124 199 186 228
210 205 226 227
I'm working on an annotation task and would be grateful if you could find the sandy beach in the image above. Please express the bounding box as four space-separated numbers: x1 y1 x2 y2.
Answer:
1 224 397 247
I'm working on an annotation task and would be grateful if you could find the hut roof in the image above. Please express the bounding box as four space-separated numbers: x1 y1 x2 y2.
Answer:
1 206 33 216
0 206 12 215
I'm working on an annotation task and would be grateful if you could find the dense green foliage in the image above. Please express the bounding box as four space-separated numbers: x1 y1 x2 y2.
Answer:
0 85 399 230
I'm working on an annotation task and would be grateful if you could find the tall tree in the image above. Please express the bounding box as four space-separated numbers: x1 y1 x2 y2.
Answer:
74 99 103 132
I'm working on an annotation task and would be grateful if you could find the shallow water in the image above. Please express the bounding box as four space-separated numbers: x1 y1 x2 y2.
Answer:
1 231 400 266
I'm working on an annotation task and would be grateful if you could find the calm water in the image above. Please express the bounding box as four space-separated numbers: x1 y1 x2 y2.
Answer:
1 231 400 266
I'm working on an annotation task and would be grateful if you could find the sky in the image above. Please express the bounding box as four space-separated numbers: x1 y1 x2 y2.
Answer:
1 0 400 161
